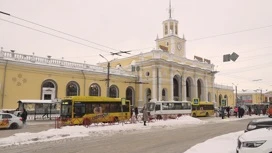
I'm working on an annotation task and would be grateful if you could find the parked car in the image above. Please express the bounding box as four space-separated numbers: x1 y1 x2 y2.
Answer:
237 127 272 153
0 112 23 129
245 118 272 132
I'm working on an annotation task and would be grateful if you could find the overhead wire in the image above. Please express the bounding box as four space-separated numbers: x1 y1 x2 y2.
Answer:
9 14 119 52
1 11 272 88
0 17 109 53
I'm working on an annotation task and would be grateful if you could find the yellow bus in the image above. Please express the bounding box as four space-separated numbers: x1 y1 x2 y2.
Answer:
60 96 131 125
191 101 215 117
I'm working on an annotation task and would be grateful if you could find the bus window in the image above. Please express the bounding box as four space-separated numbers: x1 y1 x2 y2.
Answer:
109 102 121 113
74 102 85 118
101 103 110 113
147 102 155 111
85 103 93 114
174 103 182 110
155 104 160 111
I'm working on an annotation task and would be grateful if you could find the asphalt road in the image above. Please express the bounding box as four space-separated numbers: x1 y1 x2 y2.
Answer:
0 117 254 153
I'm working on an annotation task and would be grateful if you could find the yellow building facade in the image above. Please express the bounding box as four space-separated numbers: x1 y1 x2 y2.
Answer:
0 4 235 109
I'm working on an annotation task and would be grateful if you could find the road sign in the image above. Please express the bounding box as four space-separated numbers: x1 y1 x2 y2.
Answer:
230 52 239 61
192 98 199 105
221 99 227 106
223 52 239 62
223 54 230 62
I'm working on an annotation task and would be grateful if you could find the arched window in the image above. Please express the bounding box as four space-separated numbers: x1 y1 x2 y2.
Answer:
66 81 80 96
41 79 57 100
43 81 55 88
173 78 179 97
109 85 119 98
126 87 134 106
89 83 101 96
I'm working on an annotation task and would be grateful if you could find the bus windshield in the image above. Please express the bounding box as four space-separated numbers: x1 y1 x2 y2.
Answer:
146 102 155 111
61 100 72 118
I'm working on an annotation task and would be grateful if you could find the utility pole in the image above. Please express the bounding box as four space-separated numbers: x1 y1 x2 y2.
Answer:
232 83 238 106
261 89 262 103
99 54 110 97
106 62 110 97
235 86 238 106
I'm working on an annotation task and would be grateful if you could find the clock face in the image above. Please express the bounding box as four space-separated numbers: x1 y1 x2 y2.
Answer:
177 43 182 50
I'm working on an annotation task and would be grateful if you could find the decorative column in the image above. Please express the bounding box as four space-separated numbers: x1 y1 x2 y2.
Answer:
211 76 215 104
193 74 198 100
182 74 187 101
170 67 174 101
152 66 157 100
203 75 208 101
138 69 143 106
158 66 162 101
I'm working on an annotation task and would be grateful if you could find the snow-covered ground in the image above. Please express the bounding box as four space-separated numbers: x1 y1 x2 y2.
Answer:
0 115 267 153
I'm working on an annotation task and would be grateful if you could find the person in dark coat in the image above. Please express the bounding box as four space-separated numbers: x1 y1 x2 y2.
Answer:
226 107 230 118
21 108 28 124
240 107 245 118
248 106 252 116
238 107 242 118
221 107 225 119
142 106 149 126
134 107 139 119
42 107 49 118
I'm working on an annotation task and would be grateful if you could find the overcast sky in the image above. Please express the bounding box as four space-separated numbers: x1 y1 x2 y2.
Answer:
1 0 272 92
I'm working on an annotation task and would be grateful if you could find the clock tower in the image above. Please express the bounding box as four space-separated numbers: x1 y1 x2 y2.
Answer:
155 1 186 58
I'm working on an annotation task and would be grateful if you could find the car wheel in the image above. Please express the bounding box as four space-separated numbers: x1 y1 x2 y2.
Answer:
10 123 19 129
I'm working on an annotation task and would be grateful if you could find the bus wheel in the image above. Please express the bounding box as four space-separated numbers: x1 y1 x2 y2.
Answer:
193 113 196 117
157 115 162 120
205 112 209 117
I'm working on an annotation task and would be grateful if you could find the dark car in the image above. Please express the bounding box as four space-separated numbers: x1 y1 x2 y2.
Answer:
245 118 272 132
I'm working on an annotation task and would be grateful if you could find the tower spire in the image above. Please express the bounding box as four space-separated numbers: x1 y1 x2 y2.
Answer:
169 0 172 19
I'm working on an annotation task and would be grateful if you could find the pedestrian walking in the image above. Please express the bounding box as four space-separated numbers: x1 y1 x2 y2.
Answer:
221 107 225 119
21 108 28 125
238 107 242 118
226 107 230 118
234 107 238 118
142 105 148 126
134 107 139 119
42 107 49 118
248 106 252 116
267 105 272 118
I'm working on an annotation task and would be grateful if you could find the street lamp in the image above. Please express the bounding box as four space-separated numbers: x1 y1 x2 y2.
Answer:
99 54 110 97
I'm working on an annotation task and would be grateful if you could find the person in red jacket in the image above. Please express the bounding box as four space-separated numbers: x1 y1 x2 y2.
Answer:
267 105 272 118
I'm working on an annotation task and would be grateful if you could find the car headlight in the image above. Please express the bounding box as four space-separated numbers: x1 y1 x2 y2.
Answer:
242 140 266 148
247 124 257 130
